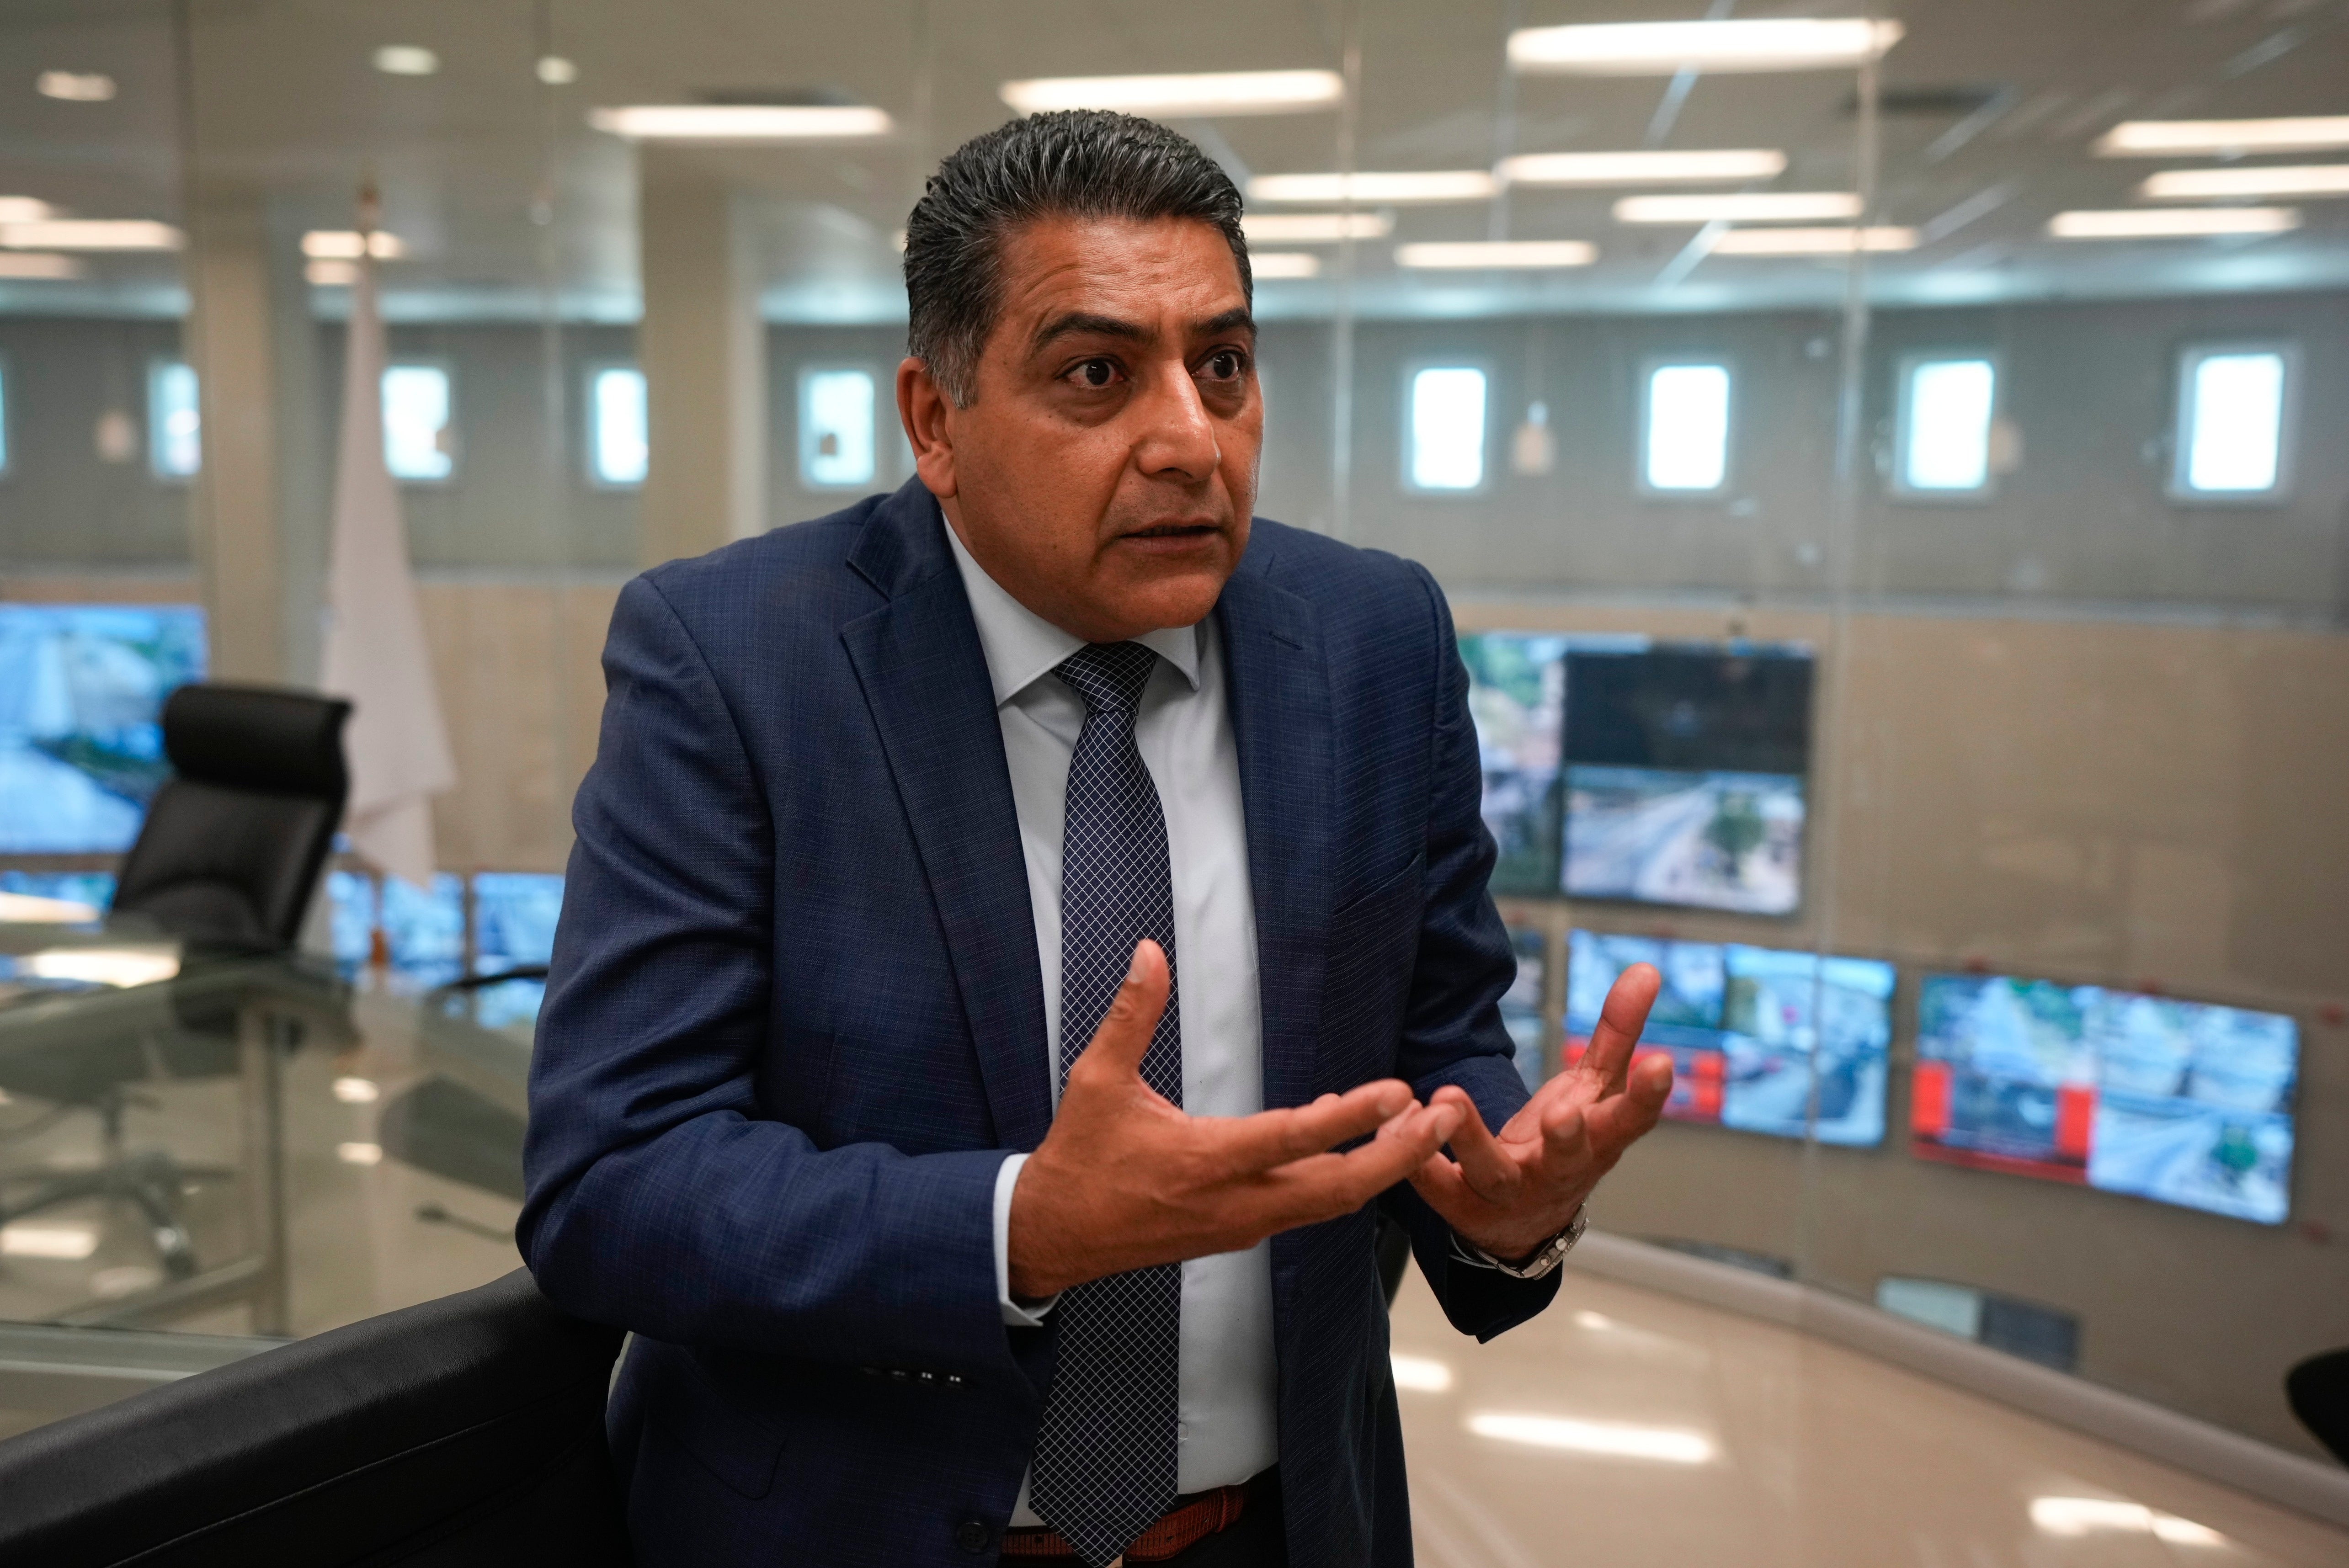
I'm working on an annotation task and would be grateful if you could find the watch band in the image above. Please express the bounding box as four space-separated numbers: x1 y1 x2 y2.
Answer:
1484 1206 1588 1280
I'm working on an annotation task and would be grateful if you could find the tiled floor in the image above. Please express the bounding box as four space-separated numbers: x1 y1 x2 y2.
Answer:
1392 1267 2349 1567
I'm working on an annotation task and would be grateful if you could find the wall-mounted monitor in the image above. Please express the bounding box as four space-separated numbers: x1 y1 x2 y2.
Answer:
1501 925 1547 1090
1459 633 1571 896
0 603 208 854
1561 643 1813 915
1912 973 2298 1224
1564 930 1893 1146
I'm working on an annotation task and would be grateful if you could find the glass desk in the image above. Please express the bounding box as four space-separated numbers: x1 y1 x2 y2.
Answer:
0 921 536 1440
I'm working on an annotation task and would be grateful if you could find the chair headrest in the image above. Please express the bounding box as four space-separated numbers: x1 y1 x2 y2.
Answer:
162 683 353 801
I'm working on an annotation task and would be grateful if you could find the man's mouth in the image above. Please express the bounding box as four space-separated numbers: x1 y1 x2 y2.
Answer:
1123 521 1220 540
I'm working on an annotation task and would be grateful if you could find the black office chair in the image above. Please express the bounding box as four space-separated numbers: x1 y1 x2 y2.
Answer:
2288 1349 2349 1466
0 1269 634 1567
111 682 353 950
0 683 353 1279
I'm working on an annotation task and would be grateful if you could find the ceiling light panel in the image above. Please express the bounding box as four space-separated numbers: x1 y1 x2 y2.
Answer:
2048 207 2301 238
1708 226 1918 254
0 220 182 250
1241 212 1394 243
0 254 83 280
302 230 405 259
1246 171 1496 204
2139 165 2349 199
373 45 439 76
588 105 894 141
0 197 59 223
1248 251 1323 279
1001 69 1342 117
1615 192 1862 224
1396 240 1597 269
1499 149 1787 186
1508 19 1904 75
37 71 116 102
2095 117 2349 156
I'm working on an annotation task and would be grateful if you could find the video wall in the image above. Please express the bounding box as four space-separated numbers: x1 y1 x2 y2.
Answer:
0 604 208 854
1913 975 2299 1226
1463 633 1813 914
1564 930 1895 1147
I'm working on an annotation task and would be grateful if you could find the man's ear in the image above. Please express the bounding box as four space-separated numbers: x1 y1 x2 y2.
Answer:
897 356 958 500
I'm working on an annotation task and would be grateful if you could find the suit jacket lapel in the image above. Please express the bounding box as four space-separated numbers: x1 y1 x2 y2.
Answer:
840 485 1055 1152
1217 542 1332 1116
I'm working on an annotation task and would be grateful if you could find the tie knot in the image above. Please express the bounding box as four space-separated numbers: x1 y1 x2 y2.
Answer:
1056 641 1157 717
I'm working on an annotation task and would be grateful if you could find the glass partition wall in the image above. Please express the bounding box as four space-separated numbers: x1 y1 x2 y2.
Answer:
0 0 2343 1517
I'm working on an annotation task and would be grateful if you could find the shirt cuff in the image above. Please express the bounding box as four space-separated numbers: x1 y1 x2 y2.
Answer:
993 1152 1058 1327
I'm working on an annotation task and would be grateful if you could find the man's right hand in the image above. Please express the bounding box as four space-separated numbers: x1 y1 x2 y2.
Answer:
1007 939 1462 1300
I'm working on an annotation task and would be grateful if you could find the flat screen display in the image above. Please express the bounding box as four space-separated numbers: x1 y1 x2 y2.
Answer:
1561 644 1813 915
1912 974 2298 1224
1501 925 1547 1091
0 604 207 853
1459 634 1570 897
1564 929 1894 1146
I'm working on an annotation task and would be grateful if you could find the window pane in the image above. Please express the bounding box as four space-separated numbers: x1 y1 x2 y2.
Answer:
149 360 201 478
1410 367 1487 490
800 368 876 488
591 367 648 485
1903 359 1995 492
383 364 454 481
2184 351 2284 494
1646 364 1730 491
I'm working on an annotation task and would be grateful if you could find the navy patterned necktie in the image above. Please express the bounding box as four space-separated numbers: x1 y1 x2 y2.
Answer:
1028 641 1183 1567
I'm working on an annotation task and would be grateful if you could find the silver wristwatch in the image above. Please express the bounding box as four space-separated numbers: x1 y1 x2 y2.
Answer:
1485 1206 1588 1280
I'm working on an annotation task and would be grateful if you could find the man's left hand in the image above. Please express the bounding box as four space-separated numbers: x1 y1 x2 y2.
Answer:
1408 962 1673 1263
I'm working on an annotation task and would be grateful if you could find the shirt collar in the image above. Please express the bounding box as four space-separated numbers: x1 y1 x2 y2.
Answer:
945 523 1203 707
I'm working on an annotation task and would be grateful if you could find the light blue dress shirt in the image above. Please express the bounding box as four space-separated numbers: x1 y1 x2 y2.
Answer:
947 528 1279 1520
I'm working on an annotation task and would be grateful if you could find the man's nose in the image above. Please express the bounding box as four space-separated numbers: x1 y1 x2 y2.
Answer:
1130 362 1220 482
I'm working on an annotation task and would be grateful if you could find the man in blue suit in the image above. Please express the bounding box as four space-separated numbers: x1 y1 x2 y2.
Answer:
522 111 1670 1568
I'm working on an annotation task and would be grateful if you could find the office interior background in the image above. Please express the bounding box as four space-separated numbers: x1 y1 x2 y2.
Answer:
1 1 2347 1562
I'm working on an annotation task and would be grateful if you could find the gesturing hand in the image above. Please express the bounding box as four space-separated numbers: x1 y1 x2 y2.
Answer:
1008 940 1464 1300
1409 962 1673 1263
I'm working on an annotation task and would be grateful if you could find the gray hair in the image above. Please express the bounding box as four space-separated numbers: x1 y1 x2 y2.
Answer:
903 110 1252 406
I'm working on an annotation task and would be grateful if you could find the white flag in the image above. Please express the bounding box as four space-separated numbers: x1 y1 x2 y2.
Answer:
320 254 456 890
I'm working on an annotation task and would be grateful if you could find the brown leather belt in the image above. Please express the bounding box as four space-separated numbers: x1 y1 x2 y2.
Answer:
999 1483 1248 1562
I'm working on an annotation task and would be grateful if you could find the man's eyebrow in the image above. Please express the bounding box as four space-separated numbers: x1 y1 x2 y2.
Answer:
1198 307 1257 341
1030 311 1150 352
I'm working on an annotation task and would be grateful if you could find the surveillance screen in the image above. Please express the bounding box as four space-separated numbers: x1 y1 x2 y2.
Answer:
1458 633 1572 896
1560 643 1813 916
1501 925 1547 1091
1912 974 2298 1224
0 604 208 854
1564 930 1893 1146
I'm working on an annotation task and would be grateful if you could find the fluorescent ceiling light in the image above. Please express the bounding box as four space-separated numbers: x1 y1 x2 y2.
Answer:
0 253 82 280
37 71 116 102
1249 251 1322 279
0 197 59 223
2048 206 2300 238
1001 69 1342 117
0 219 182 250
303 229 405 259
1500 149 1787 186
373 45 439 76
536 55 578 86
2096 117 2349 156
2139 164 2349 199
0 1222 100 1260
1390 1354 1454 1392
2029 1498 2225 1546
1509 19 1904 75
1396 240 1597 269
305 260 360 287
333 1076 382 1104
1246 171 1496 204
1709 225 1917 255
1241 211 1393 243
1467 1412 1714 1463
1615 192 1860 224
22 945 181 989
338 1141 385 1166
588 105 894 141
0 889 100 919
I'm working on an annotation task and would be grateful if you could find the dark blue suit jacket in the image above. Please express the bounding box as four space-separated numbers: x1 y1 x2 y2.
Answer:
519 480 1556 1568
